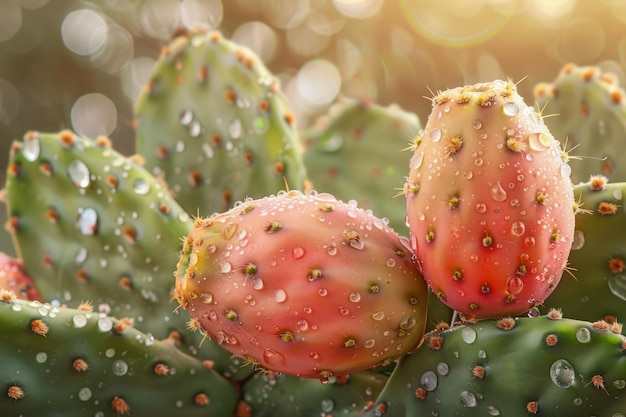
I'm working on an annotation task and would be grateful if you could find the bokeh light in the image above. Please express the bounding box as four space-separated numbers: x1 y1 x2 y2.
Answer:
263 0 310 30
0 79 21 125
61 9 108 56
552 17 606 63
232 21 278 64
139 0 181 41
19 0 50 9
90 22 134 74
121 57 157 102
71 93 117 139
332 0 384 19
297 59 342 107
180 0 223 30
0 0 23 42
286 17 331 57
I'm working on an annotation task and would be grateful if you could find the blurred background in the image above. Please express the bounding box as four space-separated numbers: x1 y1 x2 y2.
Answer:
1 0 626 255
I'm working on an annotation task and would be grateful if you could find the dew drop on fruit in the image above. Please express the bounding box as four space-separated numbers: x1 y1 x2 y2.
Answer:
560 164 572 178
372 311 385 321
511 221 525 236
420 371 438 391
475 203 487 213
292 246 305 259
68 160 91 188
490 181 507 202
550 359 576 388
252 278 264 290
429 128 441 142
436 362 449 375
386 258 396 268
327 246 337 256
207 244 217 254
506 276 524 295
222 222 238 240
461 327 477 344
219 261 232 273
528 132 551 152
571 230 585 250
524 237 536 248
188 253 198 266
349 292 361 303
199 292 213 304
23 137 41 161
297 319 309 331
349 239 365 250
273 289 287 303
364 339 375 348
410 153 424 169
575 327 591 343
503 102 519 116
527 307 540 318
472 119 483 129
263 348 285 366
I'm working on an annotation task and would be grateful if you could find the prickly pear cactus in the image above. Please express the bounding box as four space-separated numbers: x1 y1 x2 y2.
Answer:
0 252 40 301
543 178 626 320
367 313 626 416
534 63 626 183
4 131 252 380
302 97 421 234
242 369 389 417
134 30 309 216
0 293 238 416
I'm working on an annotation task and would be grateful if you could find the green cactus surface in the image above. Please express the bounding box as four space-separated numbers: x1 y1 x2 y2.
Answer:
534 63 626 184
366 314 626 416
242 369 390 417
134 30 309 217
302 97 421 234
0 294 238 416
543 179 626 321
3 131 252 381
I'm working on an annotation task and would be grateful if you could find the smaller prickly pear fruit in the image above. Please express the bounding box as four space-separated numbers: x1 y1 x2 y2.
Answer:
175 190 429 380
405 80 576 319
0 252 40 301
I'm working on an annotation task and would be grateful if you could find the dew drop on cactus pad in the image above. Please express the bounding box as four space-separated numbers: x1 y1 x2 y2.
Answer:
175 190 429 379
405 79 576 320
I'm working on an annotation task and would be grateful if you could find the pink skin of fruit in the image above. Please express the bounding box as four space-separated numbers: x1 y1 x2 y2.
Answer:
175 190 428 379
0 252 41 301
405 80 576 320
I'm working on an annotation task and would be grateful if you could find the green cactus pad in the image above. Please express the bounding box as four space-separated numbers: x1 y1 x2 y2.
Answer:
367 315 626 416
0 295 238 416
134 30 309 217
242 369 389 417
302 98 421 234
4 131 252 380
534 63 626 184
543 179 626 321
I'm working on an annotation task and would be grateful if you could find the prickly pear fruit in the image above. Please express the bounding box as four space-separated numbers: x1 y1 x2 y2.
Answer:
0 293 238 416
366 313 626 417
534 63 626 183
544 179 626 320
134 29 309 216
175 190 429 379
405 80 576 319
0 252 40 301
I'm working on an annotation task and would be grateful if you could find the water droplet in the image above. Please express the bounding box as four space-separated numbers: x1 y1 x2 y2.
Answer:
475 158 484 167
78 387 92 401
297 319 309 331
349 292 361 303
292 246 305 259
274 289 287 303
252 278 264 290
200 292 213 304
421 371 438 391
253 117 269 134
364 338 375 348
472 119 483 129
575 327 591 343
219 262 232 273
112 359 128 376
105 348 115 358
410 153 424 169
608 274 626 301
75 247 88 263
73 314 88 328
461 327 477 344
464 170 473 180
429 128 441 142
386 258 396 268
527 307 541 318
318 288 328 296
179 109 193 126
35 352 47 363
263 348 285 365
475 203 487 213
503 102 519 116
528 132 551 152
228 119 243 139
511 221 525 236
321 399 334 413
488 406 501 416
436 362 449 375
349 239 365 250
189 121 202 137
560 164 572 178
372 311 385 321
76 208 98 235
477 349 487 359
327 245 337 256
460 391 477 407
207 244 217 254
573 397 583 406
133 178 150 195
222 222 238 240
550 359 576 388
400 315 417 330
506 276 524 295
524 236 536 247
490 181 507 202
67 160 91 188
613 379 626 389
23 137 40 161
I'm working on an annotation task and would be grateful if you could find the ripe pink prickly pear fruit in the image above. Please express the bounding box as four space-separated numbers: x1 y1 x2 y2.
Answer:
0 252 41 301
405 80 576 320
175 190 428 379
